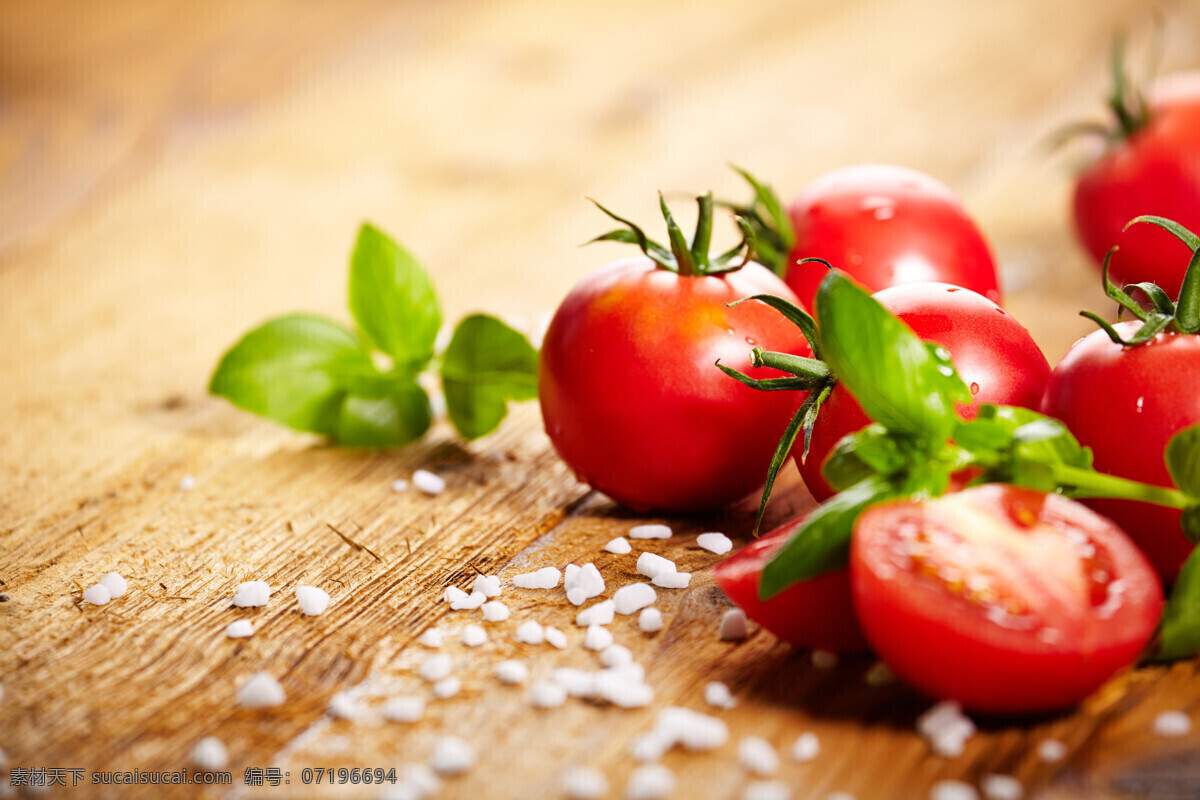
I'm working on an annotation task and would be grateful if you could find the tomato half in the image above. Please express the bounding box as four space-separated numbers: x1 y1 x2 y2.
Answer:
783 165 1000 311
539 257 811 512
799 283 1051 501
851 485 1162 714
1041 321 1200 583
712 518 867 652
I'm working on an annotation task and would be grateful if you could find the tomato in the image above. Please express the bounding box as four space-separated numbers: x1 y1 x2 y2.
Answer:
851 485 1162 714
782 165 1000 311
712 518 867 652
1072 73 1200 298
539 257 811 512
799 283 1051 501
1041 321 1200 583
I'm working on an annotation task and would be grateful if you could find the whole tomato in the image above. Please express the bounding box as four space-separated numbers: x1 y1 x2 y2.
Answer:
539 195 812 512
1071 55 1200 298
800 283 1050 501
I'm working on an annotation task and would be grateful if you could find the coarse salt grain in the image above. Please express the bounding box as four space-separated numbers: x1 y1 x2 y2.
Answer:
705 681 737 710
630 732 669 762
400 763 441 797
513 567 563 590
605 537 632 554
811 649 838 669
696 532 733 555
326 691 359 720
432 676 461 699
495 660 529 685
473 574 502 598
386 700 429 724
637 552 676 580
1153 710 1192 737
791 732 820 762
564 563 605 605
930 780 979 800
562 767 608 800
739 736 780 776
461 624 487 647
1037 739 1067 763
443 586 468 604
744 781 791 800
655 706 729 751
629 524 672 540
412 469 446 496
651 572 691 589
720 608 748 640
554 668 596 698
82 584 111 606
226 620 254 639
99 572 127 598
450 590 488 611
980 774 1023 800
545 626 568 649
515 620 545 644
232 580 270 608
584 625 614 651
626 765 675 800
530 680 568 708
430 736 475 775
237 672 285 708
481 601 510 622
390 479 409 493
600 645 633 668
295 585 331 616
918 700 976 758
418 628 445 648
614 583 657 615
179 475 196 491
639 608 664 633
190 737 228 771
576 600 615 627
419 654 453 682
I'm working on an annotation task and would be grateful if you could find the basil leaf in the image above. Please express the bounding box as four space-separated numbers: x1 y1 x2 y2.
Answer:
822 424 911 491
1157 544 1200 661
348 223 441 367
441 314 539 439
814 273 970 444
209 314 374 435
1166 424 1200 497
335 379 432 448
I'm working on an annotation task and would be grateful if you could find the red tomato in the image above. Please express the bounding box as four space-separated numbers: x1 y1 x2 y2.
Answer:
783 165 1000 311
1072 75 1200 299
851 485 1162 714
1040 321 1200 583
539 257 811 512
712 518 867 652
799 283 1051 501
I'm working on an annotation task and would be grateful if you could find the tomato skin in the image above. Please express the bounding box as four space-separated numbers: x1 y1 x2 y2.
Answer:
783 165 1000 311
851 485 1162 714
799 283 1051 501
712 518 867 652
1072 84 1200 298
1040 322 1200 583
538 258 810 512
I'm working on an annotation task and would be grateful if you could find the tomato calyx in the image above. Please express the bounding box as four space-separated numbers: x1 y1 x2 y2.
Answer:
1082 216 1200 345
588 192 756 277
1052 38 1153 151
718 166 795 277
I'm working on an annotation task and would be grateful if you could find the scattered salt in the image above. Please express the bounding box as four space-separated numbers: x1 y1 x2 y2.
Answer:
473 574 502 598
980 774 1023 800
237 672 285 708
744 781 791 800
545 626 568 649
562 767 608 800
791 732 820 762
605 537 632 554
443 586 468 604
450 590 488 611
930 780 979 800
696 532 733 555
554 668 597 698
655 706 729 751
482 601 510 622
430 736 475 775
739 736 780 776
600 645 633 668
390 479 409 493
418 628 445 648
705 681 737 710
576 600 615 627
1153 710 1192 737
629 524 672 540
720 608 748 640
190 737 228 771
637 552 676 580
513 567 563 590
811 649 838 669
584 625 615 651
99 572 127 598
639 608 664 633
651 572 691 589
179 475 196 491
495 660 529 685
564 563 605 605
412 469 446 496
515 620 545 645
918 700 976 758
432 676 461 699
1037 739 1067 763
232 580 270 608
630 732 669 762
530 680 568 708
326 691 359 720
400 764 441 797
295 585 331 616
384 696 426 723
82 584 111 606
626 765 675 800
226 620 254 639
613 583 657 615
461 624 487 647
419 654 453 682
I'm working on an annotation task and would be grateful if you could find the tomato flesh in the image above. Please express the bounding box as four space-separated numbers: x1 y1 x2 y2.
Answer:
851 485 1162 714
712 518 867 653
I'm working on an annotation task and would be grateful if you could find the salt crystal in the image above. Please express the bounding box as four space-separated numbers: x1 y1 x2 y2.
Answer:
226 620 254 638
418 628 444 648
600 645 633 667
295 585 331 616
100 572 127 598
461 624 487 647
179 475 196 491
930 780 980 800
656 706 728 751
1037 739 1066 763
412 469 446 496
629 524 672 540
562 767 608 800
639 608 664 633
980 774 1023 800
651 572 691 589
918 701 976 758
513 567 562 590
626 765 675 800
324 691 357 720
390 479 409 493
554 668 597 698
564 563 605 605
400 764 441 796
630 732 669 762
637 552 676 580
791 732 820 762
82 584 111 606
450 590 487 611
443 586 468 604
720 608 748 640
545 626 568 649
605 537 632 554
565 564 581 584
419 654 453 682
237 672 285 708
432 676 461 699
494 660 529 685
530 680 568 708
567 587 587 606
705 681 737 710
384 696 426 723
232 581 270 608
697 532 733 555
613 583 657 615
515 620 545 644
473 574 502 598
744 781 791 800
739 736 779 776
811 649 838 669
600 679 653 708
481 601 510 622
190 737 228 771
584 625 614 651
576 600 615 627
1152 710 1192 737
430 736 475 775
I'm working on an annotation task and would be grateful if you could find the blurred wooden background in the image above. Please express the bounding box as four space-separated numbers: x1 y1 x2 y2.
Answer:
2 1 1198 798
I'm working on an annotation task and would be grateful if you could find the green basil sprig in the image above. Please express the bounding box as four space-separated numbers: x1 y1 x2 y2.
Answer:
210 224 538 446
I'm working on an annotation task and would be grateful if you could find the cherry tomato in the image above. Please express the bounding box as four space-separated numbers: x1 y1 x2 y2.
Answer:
851 484 1162 714
1041 321 1200 583
539 257 811 512
799 283 1051 501
712 518 867 652
783 165 1000 311
1072 74 1200 298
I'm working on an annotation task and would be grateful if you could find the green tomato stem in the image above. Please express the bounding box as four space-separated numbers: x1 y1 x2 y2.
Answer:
1051 463 1190 510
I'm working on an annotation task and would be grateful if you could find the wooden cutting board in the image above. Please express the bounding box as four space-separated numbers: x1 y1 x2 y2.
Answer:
2 1 1197 798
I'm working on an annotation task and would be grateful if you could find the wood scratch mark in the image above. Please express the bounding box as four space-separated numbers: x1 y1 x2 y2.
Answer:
325 523 383 562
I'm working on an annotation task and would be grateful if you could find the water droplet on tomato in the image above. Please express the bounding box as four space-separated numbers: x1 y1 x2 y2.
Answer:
970 382 980 396
1135 396 1145 413
745 337 756 346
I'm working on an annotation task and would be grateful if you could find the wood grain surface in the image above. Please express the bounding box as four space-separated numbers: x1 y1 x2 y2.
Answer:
2 1 1198 799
